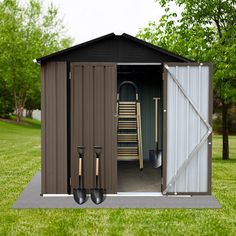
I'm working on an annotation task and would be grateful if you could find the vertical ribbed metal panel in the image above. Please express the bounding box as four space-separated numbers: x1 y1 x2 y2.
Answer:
71 63 117 193
41 62 67 194
165 64 211 193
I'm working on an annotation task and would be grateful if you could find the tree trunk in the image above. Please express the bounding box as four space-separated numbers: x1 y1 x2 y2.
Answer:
26 109 33 118
222 101 229 160
14 90 27 124
15 106 23 123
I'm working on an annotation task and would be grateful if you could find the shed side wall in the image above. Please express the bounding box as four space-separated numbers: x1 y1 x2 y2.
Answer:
41 61 67 194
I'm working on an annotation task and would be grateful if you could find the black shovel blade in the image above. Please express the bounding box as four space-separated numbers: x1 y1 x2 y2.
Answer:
149 150 162 168
90 188 104 205
73 188 87 205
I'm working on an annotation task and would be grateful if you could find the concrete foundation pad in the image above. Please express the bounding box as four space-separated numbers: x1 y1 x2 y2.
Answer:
13 172 220 209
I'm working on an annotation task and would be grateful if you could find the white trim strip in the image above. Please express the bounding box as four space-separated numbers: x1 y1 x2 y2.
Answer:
117 63 162 65
42 194 72 197
42 192 164 197
116 192 163 196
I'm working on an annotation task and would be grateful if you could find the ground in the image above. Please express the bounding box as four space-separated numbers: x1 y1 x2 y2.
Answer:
0 119 235 235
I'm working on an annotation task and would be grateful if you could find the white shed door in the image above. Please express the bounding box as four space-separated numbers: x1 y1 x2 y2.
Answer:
163 63 212 194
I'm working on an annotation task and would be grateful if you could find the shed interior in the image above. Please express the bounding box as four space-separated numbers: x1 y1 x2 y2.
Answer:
117 65 163 192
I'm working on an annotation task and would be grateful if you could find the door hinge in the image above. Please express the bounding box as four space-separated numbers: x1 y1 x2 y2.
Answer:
69 71 72 80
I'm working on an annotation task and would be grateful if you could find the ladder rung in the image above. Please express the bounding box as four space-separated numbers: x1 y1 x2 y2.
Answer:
118 115 137 118
118 156 139 161
118 137 137 142
118 124 136 127
118 154 138 157
118 148 138 153
118 141 137 143
119 113 136 116
119 101 136 104
119 109 136 112
119 110 136 112
118 137 137 139
118 148 138 151
118 150 138 153
119 107 136 110
118 122 137 125
118 128 136 130
119 106 136 108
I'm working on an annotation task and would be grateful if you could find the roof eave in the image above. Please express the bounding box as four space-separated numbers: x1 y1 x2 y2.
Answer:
36 33 116 63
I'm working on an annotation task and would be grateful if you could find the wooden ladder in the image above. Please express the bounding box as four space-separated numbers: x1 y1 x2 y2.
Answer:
117 82 143 170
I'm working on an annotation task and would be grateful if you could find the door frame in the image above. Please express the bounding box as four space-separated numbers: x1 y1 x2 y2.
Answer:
117 63 164 194
68 62 213 196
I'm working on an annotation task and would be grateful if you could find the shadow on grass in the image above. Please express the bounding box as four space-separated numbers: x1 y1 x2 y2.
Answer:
1 116 41 129
213 158 236 163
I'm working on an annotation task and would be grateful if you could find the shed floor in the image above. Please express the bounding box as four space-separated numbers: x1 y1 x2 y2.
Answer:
13 172 220 209
117 161 161 192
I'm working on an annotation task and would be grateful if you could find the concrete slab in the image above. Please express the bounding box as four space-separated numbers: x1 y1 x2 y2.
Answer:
13 172 221 209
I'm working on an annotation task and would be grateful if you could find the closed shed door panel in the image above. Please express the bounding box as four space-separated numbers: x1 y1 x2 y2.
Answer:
71 63 117 193
163 63 212 194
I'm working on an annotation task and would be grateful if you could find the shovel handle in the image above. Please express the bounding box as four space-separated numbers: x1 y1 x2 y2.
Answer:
79 158 82 176
96 157 99 176
153 97 160 143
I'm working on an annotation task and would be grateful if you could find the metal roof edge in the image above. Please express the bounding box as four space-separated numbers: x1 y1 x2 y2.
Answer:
36 33 116 63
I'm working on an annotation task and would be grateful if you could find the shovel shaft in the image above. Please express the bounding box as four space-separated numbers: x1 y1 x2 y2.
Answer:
96 157 99 176
79 158 82 176
153 97 160 143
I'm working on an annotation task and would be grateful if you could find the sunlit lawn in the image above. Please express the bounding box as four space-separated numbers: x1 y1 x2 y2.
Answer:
0 119 235 235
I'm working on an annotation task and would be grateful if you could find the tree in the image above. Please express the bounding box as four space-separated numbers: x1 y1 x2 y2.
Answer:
0 76 14 118
0 0 72 122
137 0 236 160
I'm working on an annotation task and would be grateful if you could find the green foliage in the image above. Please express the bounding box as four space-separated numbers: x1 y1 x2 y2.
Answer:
0 0 73 119
213 107 236 135
0 121 236 234
138 0 236 104
0 78 14 118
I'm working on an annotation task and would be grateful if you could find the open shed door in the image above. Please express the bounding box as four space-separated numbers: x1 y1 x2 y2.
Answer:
163 63 212 195
71 63 117 193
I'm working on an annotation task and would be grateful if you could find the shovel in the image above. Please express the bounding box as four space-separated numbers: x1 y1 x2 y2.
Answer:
149 98 162 168
73 146 87 205
91 146 105 204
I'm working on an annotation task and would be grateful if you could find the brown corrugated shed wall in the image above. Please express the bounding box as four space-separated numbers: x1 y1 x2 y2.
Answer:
41 61 67 194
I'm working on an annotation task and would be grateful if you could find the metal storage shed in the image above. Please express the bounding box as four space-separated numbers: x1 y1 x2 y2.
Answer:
37 33 212 196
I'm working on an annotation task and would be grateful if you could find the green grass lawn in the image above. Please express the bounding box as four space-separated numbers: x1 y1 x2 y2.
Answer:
0 119 236 235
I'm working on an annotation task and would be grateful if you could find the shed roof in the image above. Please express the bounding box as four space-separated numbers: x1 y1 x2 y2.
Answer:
37 33 192 63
